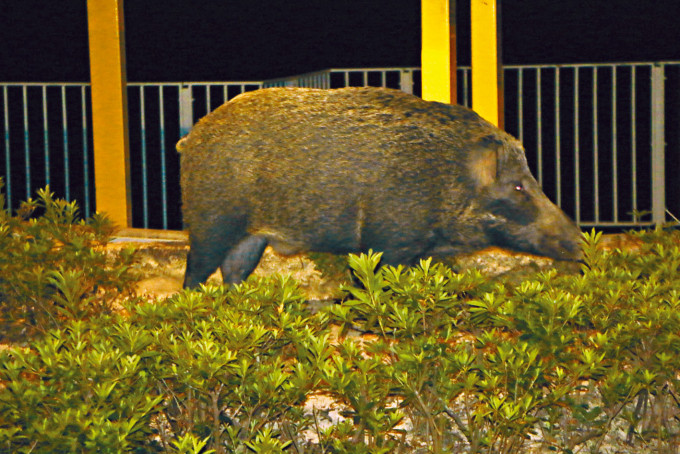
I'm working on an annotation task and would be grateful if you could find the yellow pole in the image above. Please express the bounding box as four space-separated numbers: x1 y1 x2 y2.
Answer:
471 0 504 128
87 0 132 227
421 0 457 104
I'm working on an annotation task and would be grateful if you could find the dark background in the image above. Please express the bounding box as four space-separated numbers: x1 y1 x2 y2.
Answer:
1 0 679 82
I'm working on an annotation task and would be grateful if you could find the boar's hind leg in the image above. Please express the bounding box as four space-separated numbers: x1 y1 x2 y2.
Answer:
219 235 268 284
183 236 232 288
184 234 268 288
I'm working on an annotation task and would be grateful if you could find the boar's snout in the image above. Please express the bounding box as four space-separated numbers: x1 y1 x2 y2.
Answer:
538 208 583 262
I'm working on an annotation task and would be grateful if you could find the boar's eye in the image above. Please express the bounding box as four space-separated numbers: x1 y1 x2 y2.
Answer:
514 183 524 192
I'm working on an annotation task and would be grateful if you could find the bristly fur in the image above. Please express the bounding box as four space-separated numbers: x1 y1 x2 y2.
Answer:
179 87 581 287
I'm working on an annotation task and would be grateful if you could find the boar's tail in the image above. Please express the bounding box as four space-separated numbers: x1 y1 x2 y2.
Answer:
176 136 189 153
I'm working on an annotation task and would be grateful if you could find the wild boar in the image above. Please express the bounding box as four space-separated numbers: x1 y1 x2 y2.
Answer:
178 87 582 287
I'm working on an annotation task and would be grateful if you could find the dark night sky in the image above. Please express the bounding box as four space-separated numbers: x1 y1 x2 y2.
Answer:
0 0 679 82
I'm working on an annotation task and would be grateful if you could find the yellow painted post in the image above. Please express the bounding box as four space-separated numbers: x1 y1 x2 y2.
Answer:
87 0 132 227
421 0 457 104
471 0 504 128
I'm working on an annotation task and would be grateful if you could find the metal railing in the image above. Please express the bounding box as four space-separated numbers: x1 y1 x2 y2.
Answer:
1 83 92 217
263 67 474 107
126 81 262 228
2 62 678 230
502 62 674 227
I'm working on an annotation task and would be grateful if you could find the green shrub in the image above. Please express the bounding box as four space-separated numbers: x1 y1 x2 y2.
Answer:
0 277 328 453
322 230 680 452
0 183 137 340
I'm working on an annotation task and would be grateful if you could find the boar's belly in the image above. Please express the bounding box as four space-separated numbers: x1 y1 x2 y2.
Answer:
250 223 362 257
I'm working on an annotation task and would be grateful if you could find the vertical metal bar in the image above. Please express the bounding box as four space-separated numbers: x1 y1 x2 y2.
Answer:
42 86 50 186
159 86 168 229
223 84 228 104
381 71 386 87
554 67 561 206
399 69 413 95
61 86 70 201
344 71 349 87
82 85 90 218
593 67 600 223
536 69 543 186
518 68 524 143
22 85 30 200
611 66 618 223
205 85 210 113
3 86 11 211
179 85 193 138
140 86 149 228
574 67 581 225
463 68 470 107
631 66 638 222
651 64 666 226
363 71 368 87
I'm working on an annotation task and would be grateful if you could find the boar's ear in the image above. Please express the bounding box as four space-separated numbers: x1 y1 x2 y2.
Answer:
469 135 503 187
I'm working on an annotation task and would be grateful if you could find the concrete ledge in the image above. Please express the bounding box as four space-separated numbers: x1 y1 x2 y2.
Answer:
112 228 188 243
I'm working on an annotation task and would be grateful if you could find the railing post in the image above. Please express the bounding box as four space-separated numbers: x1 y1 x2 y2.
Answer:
421 0 456 103
179 85 193 138
87 0 132 228
400 69 414 95
651 63 666 226
471 0 503 127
